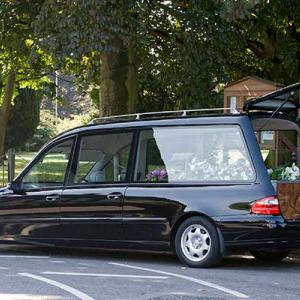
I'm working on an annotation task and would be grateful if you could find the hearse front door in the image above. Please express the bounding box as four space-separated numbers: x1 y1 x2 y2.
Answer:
0 138 74 244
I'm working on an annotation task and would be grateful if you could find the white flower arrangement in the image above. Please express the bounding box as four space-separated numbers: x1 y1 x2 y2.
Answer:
186 151 253 181
282 163 300 181
269 163 300 181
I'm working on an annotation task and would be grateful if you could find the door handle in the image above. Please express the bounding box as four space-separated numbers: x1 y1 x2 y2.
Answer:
46 194 60 202
107 192 123 200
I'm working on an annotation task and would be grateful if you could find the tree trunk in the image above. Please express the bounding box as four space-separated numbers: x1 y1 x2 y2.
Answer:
100 37 129 117
126 38 138 114
0 70 16 157
99 37 138 117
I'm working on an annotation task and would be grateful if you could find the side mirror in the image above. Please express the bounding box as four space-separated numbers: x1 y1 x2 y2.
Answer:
8 181 24 194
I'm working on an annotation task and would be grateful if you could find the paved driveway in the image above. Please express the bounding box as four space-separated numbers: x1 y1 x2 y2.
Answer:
0 245 298 300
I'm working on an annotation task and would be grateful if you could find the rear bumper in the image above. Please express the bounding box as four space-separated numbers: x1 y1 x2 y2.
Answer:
214 215 300 251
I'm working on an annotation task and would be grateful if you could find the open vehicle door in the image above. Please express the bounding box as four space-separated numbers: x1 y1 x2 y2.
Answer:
244 81 300 114
245 82 300 220
245 81 300 133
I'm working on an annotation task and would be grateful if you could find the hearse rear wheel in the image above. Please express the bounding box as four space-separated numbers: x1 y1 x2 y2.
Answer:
250 250 290 262
175 216 222 268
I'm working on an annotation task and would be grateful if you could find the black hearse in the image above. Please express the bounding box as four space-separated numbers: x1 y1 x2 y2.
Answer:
1 83 300 268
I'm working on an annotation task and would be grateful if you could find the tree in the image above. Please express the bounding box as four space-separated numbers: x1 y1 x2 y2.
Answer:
219 0 300 85
34 0 137 117
34 1 228 115
137 0 300 110
34 0 300 120
0 0 50 157
0 71 15 157
135 1 229 111
5 88 41 151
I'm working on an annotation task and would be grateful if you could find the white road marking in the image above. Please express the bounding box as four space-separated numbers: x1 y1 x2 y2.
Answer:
0 294 66 300
19 273 94 300
42 271 168 280
0 255 49 259
109 262 249 299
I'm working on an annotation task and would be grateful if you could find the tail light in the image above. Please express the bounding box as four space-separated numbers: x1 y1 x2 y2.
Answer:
251 196 281 216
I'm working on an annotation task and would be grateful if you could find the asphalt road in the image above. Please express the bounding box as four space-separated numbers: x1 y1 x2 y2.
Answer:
0 245 298 300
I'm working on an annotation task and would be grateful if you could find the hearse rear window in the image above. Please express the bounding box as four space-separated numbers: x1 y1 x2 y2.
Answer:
134 126 255 183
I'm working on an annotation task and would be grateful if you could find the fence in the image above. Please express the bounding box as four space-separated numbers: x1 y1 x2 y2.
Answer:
0 154 8 188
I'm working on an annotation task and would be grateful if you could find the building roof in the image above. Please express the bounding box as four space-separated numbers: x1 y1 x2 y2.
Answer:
224 76 284 89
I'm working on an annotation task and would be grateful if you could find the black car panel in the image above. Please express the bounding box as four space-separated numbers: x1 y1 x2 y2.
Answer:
59 185 125 240
0 187 61 241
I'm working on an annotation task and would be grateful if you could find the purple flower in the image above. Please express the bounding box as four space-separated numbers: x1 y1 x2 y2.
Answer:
146 169 168 181
160 170 167 177
152 170 161 177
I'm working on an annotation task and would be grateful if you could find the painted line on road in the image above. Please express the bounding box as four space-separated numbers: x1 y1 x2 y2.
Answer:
19 273 94 300
42 271 168 280
49 260 66 264
0 255 49 259
109 262 249 299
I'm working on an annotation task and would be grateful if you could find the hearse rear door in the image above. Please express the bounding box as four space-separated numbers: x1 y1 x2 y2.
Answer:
244 82 300 115
245 81 300 150
245 81 300 136
246 82 300 220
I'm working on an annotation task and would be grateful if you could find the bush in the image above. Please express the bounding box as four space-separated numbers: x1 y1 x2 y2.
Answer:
25 109 97 151
5 88 40 151
24 110 56 151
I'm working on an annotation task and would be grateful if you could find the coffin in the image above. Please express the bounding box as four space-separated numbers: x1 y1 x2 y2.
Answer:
274 181 300 220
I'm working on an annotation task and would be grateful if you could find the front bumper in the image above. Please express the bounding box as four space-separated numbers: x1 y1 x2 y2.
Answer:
214 215 300 250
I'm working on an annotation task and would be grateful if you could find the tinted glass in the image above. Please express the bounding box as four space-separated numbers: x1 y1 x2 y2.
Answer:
75 132 133 184
135 126 255 182
22 139 74 189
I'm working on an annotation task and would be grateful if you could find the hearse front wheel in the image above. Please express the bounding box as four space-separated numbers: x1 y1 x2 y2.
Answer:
175 216 222 268
250 250 290 262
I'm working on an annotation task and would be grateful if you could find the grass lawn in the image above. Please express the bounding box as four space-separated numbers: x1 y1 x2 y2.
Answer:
0 152 36 187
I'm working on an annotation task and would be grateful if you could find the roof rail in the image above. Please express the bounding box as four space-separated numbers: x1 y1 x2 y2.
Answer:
89 107 240 125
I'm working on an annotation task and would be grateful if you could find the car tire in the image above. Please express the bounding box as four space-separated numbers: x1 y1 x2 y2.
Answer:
250 250 290 262
175 216 222 268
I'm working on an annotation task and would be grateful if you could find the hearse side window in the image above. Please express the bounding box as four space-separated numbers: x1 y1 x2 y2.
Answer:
134 126 255 182
74 132 133 184
22 139 74 189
